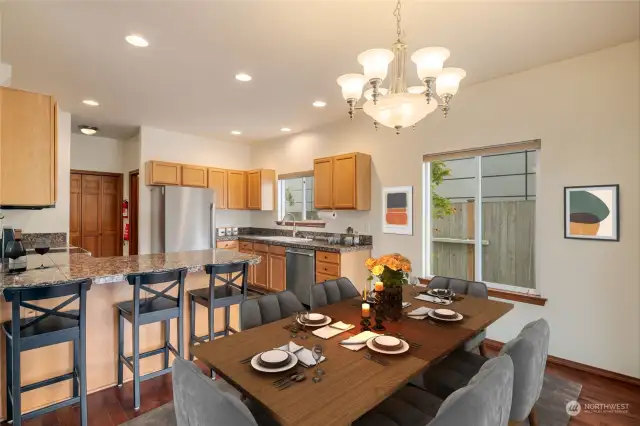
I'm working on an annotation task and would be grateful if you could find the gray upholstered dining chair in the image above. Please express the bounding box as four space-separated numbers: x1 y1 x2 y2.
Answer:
310 277 360 309
240 290 305 331
428 276 489 355
353 354 514 426
421 318 550 426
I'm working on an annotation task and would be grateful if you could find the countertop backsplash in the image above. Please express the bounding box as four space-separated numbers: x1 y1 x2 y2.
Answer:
217 227 372 246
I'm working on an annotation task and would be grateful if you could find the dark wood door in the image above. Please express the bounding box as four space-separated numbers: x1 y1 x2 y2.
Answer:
129 172 139 256
69 174 82 247
81 174 101 257
100 176 120 257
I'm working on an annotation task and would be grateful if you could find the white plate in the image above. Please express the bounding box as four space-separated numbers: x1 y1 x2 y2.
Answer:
427 289 453 298
373 335 402 350
251 351 299 373
298 315 332 327
427 310 464 322
259 349 289 365
366 338 410 355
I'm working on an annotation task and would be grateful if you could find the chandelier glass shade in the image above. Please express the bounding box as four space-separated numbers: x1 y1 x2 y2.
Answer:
336 0 466 133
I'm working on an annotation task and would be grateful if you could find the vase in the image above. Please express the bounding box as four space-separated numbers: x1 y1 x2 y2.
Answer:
382 286 403 321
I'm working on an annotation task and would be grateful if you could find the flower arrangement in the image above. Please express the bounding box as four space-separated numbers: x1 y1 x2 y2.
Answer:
365 253 412 287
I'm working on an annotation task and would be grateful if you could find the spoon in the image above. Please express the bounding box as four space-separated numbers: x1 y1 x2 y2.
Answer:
273 372 299 385
277 374 306 389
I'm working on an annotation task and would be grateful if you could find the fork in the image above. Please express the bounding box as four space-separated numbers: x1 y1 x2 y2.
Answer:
364 353 389 366
395 333 422 348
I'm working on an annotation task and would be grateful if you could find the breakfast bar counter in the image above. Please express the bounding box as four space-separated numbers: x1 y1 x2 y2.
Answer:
0 248 260 418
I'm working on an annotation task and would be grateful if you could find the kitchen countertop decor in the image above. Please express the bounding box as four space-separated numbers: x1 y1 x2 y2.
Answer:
0 248 261 292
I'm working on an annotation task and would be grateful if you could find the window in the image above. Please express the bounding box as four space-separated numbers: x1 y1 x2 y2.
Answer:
424 141 540 293
278 174 320 221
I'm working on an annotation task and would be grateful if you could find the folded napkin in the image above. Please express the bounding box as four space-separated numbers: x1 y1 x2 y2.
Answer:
277 342 325 367
415 294 453 305
312 321 355 340
402 301 412 308
339 331 380 351
406 306 433 320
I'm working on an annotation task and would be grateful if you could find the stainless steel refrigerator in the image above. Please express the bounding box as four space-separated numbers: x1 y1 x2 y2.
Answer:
150 186 216 253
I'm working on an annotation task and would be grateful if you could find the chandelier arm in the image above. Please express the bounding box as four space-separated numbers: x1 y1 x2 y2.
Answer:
393 0 403 41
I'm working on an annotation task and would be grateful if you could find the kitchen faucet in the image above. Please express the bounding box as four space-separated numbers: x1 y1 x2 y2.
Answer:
281 213 298 237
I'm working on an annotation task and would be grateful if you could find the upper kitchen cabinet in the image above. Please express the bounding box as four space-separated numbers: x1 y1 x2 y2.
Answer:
208 167 227 209
227 170 247 209
314 152 371 210
0 87 57 207
247 169 276 210
146 161 182 186
181 164 207 187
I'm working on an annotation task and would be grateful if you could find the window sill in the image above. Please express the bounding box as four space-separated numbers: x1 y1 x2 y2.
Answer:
418 277 547 306
274 220 326 228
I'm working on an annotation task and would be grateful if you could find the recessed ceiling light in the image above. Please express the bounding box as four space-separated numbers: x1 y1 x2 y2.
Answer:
125 34 149 47
312 100 327 107
79 125 98 136
235 73 252 82
82 99 99 107
231 130 242 135
280 128 292 132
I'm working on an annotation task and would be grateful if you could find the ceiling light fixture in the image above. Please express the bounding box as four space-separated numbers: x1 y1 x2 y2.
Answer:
312 101 327 108
235 73 252 82
79 125 98 136
336 0 466 133
230 130 242 135
82 99 100 106
280 128 292 132
125 34 149 47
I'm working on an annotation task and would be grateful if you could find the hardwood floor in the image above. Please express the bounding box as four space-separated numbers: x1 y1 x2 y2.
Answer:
1 359 638 426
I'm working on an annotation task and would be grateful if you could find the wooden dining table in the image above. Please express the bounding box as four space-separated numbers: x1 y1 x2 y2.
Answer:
191 285 513 426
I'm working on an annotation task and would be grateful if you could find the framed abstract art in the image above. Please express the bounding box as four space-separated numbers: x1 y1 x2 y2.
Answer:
382 186 413 235
564 184 619 241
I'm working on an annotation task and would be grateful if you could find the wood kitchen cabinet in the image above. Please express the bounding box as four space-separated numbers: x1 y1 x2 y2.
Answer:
315 249 371 291
146 161 182 186
253 243 269 288
313 152 371 210
0 87 57 206
216 240 238 250
208 168 227 209
239 241 255 285
268 245 287 291
227 170 247 209
247 169 276 210
181 164 207 187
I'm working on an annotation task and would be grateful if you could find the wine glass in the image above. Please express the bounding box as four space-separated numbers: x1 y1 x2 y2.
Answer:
311 344 324 383
299 311 309 340
34 239 50 269
409 275 420 296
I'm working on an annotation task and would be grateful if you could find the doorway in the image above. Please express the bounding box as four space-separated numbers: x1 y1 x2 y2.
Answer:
70 170 123 257
129 170 139 255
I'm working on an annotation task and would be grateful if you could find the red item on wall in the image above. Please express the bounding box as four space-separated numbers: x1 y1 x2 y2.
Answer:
124 223 130 241
122 200 129 218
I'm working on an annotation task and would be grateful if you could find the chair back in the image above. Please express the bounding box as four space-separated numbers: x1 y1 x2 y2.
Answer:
240 290 305 331
172 358 258 426
310 277 360 309
205 262 249 297
499 318 550 421
125 268 187 310
430 355 514 426
428 276 488 298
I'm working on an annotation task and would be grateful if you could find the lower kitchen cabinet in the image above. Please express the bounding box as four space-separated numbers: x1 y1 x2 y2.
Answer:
253 247 269 289
268 253 286 291
314 249 371 294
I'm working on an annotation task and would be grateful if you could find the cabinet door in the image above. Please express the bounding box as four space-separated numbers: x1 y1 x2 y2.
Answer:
247 170 261 210
314 157 333 209
227 170 246 209
149 161 181 185
253 251 268 288
81 175 101 257
208 168 227 209
239 249 255 285
0 88 56 205
181 165 207 187
100 176 120 257
332 154 356 209
268 254 286 291
216 240 238 251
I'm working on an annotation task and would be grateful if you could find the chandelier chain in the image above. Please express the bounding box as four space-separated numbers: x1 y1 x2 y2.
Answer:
393 0 403 41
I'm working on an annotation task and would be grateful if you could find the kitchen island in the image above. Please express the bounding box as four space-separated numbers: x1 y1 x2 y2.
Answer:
0 248 260 418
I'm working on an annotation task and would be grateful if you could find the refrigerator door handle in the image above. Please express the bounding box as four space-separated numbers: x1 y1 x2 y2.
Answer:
209 203 214 249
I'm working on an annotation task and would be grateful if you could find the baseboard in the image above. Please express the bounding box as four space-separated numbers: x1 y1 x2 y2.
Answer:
484 339 640 387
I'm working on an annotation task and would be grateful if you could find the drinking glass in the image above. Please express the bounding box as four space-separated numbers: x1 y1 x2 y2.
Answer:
299 311 309 339
311 344 324 382
409 275 419 296
34 239 50 269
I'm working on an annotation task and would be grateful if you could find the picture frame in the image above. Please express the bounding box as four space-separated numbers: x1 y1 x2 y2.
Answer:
382 186 413 235
564 184 619 241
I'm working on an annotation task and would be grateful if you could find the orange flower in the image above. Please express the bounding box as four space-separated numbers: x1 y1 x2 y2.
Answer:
365 257 377 271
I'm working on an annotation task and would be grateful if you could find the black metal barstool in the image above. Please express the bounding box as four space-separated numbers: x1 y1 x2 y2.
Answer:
188 262 249 375
3 279 92 426
117 268 187 410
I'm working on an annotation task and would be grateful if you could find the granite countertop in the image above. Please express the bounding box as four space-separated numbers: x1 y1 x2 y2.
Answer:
217 235 372 253
0 248 261 291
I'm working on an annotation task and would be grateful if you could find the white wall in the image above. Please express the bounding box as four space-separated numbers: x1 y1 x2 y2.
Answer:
122 132 141 255
138 127 252 254
2 110 71 234
250 41 640 378
70 134 123 173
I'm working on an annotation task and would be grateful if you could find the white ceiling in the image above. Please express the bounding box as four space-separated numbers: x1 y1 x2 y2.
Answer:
2 0 638 142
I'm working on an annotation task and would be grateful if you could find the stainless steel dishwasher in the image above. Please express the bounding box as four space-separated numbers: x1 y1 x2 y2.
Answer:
286 247 315 306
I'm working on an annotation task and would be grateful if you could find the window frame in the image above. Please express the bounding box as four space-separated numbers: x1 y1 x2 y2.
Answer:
277 171 322 224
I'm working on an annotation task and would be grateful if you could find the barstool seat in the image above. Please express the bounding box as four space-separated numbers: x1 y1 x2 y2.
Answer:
190 285 243 304
3 310 80 350
116 298 178 322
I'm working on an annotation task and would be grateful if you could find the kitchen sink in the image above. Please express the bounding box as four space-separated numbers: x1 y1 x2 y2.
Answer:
250 236 313 243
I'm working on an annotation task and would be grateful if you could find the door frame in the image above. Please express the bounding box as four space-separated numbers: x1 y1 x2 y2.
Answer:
128 169 139 256
70 169 124 256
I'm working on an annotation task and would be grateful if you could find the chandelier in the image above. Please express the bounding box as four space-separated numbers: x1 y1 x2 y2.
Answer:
336 0 466 134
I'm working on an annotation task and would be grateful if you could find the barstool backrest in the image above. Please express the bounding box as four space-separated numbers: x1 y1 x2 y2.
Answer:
3 279 93 302
205 262 249 294
126 268 188 286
